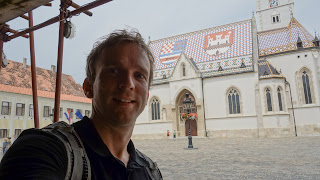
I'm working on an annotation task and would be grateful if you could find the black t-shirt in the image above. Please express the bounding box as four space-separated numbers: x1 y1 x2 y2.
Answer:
0 117 153 180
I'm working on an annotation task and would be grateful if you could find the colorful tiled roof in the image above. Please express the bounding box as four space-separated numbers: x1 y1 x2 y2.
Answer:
0 60 91 103
149 19 253 80
258 18 315 56
258 59 284 79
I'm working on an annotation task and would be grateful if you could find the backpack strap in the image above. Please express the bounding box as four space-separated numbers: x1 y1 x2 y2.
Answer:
42 121 91 180
135 149 163 180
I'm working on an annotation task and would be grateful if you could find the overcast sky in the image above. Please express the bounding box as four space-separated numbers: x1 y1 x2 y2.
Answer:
4 0 320 84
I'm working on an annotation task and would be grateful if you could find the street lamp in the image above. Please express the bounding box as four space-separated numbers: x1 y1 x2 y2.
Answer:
183 93 195 149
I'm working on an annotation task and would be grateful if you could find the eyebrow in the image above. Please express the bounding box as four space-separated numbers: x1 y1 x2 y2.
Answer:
137 66 149 76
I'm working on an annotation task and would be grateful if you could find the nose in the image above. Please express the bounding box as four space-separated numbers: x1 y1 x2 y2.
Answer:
118 73 135 90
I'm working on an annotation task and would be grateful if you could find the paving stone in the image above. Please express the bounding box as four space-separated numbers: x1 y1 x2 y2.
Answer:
133 137 320 180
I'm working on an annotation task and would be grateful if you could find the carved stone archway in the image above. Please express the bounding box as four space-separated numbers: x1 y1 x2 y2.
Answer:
176 89 198 136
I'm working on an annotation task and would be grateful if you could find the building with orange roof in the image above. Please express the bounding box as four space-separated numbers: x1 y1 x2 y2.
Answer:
132 0 320 139
0 59 91 139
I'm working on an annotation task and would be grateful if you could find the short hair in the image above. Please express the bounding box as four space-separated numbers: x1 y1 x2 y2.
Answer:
86 29 154 88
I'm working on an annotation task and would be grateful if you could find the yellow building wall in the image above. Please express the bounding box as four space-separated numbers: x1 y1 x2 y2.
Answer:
0 91 92 138
0 119 10 129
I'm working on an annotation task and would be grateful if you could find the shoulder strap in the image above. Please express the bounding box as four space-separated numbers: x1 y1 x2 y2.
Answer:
135 149 163 180
42 121 91 180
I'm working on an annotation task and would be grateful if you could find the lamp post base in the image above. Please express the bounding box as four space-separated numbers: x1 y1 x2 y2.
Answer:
184 147 198 150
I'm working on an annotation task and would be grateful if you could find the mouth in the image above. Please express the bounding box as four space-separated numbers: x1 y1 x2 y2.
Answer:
113 98 136 103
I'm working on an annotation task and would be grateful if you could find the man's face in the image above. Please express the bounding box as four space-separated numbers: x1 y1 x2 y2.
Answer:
88 42 150 127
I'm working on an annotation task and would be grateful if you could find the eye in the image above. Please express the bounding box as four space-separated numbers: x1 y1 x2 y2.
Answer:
109 68 118 74
135 72 146 80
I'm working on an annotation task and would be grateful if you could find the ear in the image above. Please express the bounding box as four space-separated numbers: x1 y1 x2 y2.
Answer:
83 78 93 98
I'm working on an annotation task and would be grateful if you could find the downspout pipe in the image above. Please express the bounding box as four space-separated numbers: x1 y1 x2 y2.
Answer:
285 80 298 136
201 76 207 137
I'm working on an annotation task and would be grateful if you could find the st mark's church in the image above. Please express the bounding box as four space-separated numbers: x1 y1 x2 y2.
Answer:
132 0 320 139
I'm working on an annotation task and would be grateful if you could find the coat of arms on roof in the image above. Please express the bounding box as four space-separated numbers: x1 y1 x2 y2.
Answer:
204 30 233 56
160 39 187 65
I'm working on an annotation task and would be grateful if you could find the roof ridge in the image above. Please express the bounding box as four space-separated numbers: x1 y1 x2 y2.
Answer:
0 84 91 103
291 18 314 44
258 27 287 34
6 59 74 77
257 18 315 56
150 19 252 44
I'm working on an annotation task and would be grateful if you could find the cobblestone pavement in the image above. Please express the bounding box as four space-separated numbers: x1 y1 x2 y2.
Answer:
133 137 320 180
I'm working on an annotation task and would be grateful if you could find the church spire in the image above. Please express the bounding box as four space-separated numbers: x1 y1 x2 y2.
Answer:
313 31 319 47
256 0 295 31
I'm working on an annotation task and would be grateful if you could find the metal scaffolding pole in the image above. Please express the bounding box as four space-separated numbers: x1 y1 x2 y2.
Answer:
53 6 66 123
8 0 113 41
28 11 40 128
0 40 3 72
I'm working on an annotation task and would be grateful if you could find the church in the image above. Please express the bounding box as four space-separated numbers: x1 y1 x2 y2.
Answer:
132 0 320 139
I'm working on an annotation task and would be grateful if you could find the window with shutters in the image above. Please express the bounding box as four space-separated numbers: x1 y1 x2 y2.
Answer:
14 129 22 137
1 101 11 115
29 104 34 117
0 129 9 138
43 106 50 117
16 103 25 116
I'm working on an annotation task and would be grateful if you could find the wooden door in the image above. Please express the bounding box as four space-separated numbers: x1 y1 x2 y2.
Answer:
185 119 197 136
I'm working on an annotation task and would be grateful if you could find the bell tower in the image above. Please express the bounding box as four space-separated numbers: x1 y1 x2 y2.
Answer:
256 0 295 31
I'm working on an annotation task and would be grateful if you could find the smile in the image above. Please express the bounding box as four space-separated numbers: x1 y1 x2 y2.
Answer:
113 98 135 103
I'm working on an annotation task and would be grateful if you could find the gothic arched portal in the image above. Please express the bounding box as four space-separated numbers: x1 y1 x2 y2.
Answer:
176 89 198 136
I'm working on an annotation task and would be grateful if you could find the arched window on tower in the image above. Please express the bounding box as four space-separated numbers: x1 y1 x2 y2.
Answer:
182 64 186 77
151 98 160 120
277 87 283 111
271 13 280 24
228 88 240 114
266 88 273 111
302 70 312 104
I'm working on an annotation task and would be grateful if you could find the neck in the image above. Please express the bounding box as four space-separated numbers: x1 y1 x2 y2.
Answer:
91 115 134 167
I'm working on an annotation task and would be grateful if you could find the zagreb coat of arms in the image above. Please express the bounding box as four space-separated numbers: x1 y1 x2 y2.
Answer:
204 30 233 56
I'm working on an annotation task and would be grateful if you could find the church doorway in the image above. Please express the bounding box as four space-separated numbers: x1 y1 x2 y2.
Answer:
185 119 197 136
177 90 198 136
